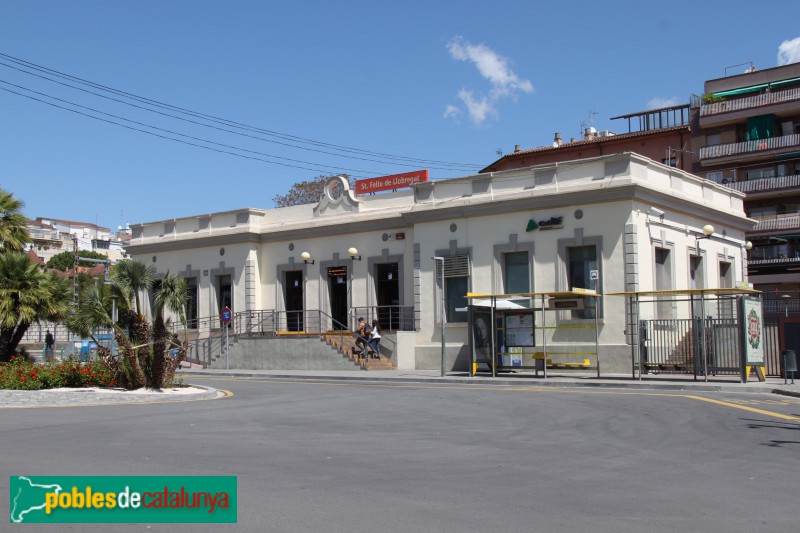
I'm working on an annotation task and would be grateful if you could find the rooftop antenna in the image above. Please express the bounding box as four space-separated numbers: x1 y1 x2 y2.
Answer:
579 109 598 136
496 148 503 156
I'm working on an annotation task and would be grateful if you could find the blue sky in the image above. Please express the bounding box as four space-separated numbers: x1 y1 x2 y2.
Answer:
1 0 799 231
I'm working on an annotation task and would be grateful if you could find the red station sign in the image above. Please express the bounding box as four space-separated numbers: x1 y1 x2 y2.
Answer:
355 170 429 195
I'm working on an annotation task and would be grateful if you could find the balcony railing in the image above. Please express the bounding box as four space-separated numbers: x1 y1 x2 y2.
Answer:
722 174 800 193
748 244 800 264
700 87 800 117
750 212 800 232
699 133 800 160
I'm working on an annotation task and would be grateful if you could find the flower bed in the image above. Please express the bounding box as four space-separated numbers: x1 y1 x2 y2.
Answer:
0 356 116 390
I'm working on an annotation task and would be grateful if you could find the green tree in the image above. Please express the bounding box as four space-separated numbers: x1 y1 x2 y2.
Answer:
0 252 71 360
66 260 188 390
0 188 30 252
46 250 109 271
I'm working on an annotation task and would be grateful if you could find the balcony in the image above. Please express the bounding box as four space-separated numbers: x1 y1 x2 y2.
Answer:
722 173 800 194
748 244 800 266
700 87 800 118
699 133 800 163
749 212 800 233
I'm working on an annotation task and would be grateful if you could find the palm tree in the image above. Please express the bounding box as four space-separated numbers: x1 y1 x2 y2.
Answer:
151 272 188 388
0 188 30 252
68 262 189 389
112 259 154 314
0 252 71 360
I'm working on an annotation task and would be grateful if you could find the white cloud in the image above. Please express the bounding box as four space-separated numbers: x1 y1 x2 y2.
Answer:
445 37 532 126
443 104 461 119
778 36 800 65
647 96 679 110
447 37 533 98
457 89 495 125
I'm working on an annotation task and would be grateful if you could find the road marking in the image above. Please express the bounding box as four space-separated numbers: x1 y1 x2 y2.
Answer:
0 388 233 410
684 395 800 422
192 376 800 422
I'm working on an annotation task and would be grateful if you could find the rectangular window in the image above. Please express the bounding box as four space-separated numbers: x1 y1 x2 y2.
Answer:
437 255 469 323
655 247 673 318
746 167 775 181
662 157 677 167
706 133 721 147
706 171 723 183
504 251 530 294
689 255 704 290
567 245 598 318
719 261 734 318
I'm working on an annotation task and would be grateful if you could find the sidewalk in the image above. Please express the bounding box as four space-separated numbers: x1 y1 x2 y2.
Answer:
178 368 800 398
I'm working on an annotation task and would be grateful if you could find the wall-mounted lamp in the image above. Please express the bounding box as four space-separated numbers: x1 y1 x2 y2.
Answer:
348 247 362 261
697 224 715 240
745 241 753 251
300 251 314 265
648 206 665 220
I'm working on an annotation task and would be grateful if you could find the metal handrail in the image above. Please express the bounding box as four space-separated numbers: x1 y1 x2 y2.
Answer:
699 133 800 160
721 174 800 194
700 87 800 117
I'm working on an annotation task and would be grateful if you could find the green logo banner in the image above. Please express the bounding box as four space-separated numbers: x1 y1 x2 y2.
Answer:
9 476 237 524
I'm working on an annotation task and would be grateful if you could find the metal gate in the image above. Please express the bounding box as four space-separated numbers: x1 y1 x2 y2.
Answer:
639 317 741 376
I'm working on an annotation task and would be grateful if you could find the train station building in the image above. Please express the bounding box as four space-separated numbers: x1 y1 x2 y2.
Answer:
126 152 754 373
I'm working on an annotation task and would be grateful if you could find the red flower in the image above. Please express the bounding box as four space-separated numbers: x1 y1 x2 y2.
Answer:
21 376 26 382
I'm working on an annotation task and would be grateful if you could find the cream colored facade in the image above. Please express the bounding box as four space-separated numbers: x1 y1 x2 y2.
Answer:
127 153 754 372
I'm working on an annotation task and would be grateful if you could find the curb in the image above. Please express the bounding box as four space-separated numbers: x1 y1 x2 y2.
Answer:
0 385 221 409
179 370 795 395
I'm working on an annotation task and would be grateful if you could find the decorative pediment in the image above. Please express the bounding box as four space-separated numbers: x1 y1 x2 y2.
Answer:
313 175 362 216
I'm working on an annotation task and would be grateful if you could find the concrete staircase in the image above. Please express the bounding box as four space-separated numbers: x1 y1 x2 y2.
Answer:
321 332 394 371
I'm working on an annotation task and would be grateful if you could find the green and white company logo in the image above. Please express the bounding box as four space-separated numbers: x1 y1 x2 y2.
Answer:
9 476 236 524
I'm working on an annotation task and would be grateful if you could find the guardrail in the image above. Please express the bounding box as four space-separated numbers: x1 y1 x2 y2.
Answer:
700 87 800 117
721 174 800 194
699 133 800 160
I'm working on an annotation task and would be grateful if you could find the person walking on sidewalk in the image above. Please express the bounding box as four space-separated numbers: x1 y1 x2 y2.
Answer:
44 329 55 360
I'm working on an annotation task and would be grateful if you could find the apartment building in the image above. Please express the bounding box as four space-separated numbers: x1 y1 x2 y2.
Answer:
692 63 800 321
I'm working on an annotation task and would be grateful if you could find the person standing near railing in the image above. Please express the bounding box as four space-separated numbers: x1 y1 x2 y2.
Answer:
368 321 381 358
355 317 369 355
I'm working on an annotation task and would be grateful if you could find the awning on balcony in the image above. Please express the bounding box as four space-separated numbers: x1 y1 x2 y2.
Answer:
746 114 776 141
712 76 800 97
777 151 800 160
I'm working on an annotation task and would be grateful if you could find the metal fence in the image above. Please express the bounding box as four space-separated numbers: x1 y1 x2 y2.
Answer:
350 306 415 332
640 316 782 377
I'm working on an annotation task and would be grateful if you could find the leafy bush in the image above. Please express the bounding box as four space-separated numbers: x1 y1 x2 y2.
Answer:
0 356 117 390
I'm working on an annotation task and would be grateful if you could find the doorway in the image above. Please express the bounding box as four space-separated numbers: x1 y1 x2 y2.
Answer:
284 271 304 332
375 263 399 329
218 275 232 312
327 265 348 329
186 278 198 328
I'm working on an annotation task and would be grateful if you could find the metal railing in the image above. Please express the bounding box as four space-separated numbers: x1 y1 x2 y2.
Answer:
699 133 800 160
349 305 415 332
750 213 800 233
721 174 800 194
175 309 359 367
640 317 741 376
700 87 800 117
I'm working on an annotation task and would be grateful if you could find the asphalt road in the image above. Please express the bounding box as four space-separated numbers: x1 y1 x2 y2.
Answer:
2 377 800 533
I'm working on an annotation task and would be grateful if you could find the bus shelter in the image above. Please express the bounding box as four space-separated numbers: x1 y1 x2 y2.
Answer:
606 288 763 383
466 289 601 379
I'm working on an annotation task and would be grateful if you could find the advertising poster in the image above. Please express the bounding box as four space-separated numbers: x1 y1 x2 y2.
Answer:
741 296 764 366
